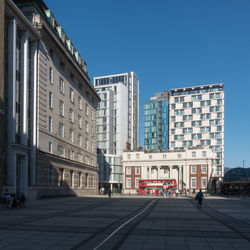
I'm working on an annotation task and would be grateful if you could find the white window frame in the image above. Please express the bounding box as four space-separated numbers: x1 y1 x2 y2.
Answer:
201 166 207 174
191 177 196 188
191 166 196 174
201 177 207 188
126 178 131 188
126 167 131 175
135 167 140 175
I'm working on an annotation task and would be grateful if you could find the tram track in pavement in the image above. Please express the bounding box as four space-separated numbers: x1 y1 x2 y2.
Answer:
188 197 250 243
70 199 158 250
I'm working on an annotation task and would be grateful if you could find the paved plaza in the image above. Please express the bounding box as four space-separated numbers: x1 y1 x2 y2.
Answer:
1 195 250 250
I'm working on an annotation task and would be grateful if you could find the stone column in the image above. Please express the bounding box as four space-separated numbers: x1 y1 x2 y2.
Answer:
30 41 37 186
20 31 29 145
7 18 17 186
157 166 160 179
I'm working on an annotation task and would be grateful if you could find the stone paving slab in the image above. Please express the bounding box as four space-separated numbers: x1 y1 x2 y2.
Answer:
0 196 250 249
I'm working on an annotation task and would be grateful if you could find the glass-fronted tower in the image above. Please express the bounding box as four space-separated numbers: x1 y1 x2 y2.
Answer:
144 91 169 151
94 72 139 192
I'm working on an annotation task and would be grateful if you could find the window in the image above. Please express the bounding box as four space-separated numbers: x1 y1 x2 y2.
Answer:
48 141 52 153
85 104 89 116
78 115 82 129
59 168 64 186
59 123 64 138
85 121 89 133
58 145 65 157
217 139 222 145
127 154 131 159
164 168 169 174
77 153 82 163
48 116 52 132
135 178 140 188
69 129 74 143
70 88 74 103
217 99 222 105
171 141 175 148
202 151 206 157
69 108 74 123
217 126 222 132
136 154 140 159
192 152 196 158
126 167 131 175
191 166 196 173
85 138 89 150
201 166 207 174
178 154 181 159
180 96 184 102
78 96 82 110
59 77 64 94
135 167 140 174
78 172 81 187
174 97 179 102
171 104 176 109
201 177 207 188
126 178 131 188
191 178 196 188
70 170 74 187
171 116 175 122
49 67 53 84
77 134 82 146
49 91 53 108
59 100 64 116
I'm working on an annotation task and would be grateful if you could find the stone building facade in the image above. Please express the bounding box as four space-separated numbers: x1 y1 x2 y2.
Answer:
2 0 100 199
122 147 217 194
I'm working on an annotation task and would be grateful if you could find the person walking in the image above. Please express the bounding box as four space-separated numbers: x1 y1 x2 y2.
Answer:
195 189 204 208
108 188 112 199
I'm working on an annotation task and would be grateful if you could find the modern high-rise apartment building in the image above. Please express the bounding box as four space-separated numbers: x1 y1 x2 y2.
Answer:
94 72 139 192
168 83 224 189
144 91 169 151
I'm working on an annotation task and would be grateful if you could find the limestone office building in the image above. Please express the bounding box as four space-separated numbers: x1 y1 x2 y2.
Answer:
0 0 100 198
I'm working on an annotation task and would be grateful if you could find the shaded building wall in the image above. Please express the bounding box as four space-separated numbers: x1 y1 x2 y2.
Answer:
0 0 5 194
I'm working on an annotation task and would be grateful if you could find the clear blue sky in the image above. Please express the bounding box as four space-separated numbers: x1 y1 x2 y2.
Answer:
45 0 250 169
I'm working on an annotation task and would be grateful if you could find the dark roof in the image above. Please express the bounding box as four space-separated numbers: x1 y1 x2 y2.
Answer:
224 168 250 182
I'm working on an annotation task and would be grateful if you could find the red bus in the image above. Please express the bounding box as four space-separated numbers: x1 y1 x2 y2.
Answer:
138 179 177 195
